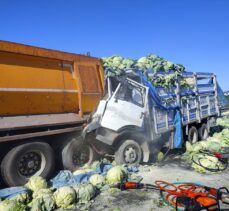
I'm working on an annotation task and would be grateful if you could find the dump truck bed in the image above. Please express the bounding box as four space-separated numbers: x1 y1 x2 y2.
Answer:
0 40 104 134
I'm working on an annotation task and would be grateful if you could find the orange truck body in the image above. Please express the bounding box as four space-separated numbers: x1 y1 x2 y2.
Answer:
0 41 104 142
0 40 104 117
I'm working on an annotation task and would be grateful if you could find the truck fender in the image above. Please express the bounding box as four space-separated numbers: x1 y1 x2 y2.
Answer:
82 119 100 140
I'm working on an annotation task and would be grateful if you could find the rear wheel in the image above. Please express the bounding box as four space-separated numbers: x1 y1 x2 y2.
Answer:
61 136 97 171
1 142 55 186
188 126 198 143
115 140 142 165
198 123 209 140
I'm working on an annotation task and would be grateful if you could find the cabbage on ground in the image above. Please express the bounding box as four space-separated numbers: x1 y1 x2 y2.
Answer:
9 192 30 205
89 174 105 187
72 183 95 203
182 115 229 173
53 186 76 209
25 176 47 192
30 188 55 211
0 199 26 211
106 166 128 184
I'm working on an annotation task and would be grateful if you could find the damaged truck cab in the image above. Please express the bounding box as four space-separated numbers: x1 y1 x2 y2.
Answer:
84 74 152 164
83 69 226 165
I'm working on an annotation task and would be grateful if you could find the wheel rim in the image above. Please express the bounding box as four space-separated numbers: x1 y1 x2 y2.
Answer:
72 145 90 166
17 151 45 177
123 144 138 164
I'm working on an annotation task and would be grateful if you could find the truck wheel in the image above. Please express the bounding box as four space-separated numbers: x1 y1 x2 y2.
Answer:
188 126 198 143
198 123 209 140
61 137 97 171
1 142 55 186
115 140 142 165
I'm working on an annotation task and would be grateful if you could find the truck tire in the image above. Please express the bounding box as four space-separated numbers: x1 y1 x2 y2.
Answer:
115 140 142 165
188 126 198 143
61 136 97 171
1 142 55 186
198 123 209 140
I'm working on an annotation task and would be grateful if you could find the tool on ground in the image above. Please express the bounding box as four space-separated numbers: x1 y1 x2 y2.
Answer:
113 181 159 191
155 180 229 211
112 180 229 210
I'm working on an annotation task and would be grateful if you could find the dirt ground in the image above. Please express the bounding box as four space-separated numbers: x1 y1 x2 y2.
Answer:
89 158 229 211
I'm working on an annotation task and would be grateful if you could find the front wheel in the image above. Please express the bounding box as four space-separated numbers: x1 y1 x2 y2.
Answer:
61 136 97 171
115 140 142 165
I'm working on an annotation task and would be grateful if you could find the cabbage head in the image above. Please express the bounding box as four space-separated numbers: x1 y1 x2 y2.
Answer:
32 188 53 199
73 183 95 203
185 142 193 152
106 166 128 184
157 152 164 162
30 189 55 211
191 162 206 174
53 186 76 209
89 174 104 186
192 143 203 152
0 200 26 211
25 176 47 192
10 192 30 204
206 141 221 152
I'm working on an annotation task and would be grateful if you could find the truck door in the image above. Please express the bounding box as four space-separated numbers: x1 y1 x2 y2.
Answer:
100 78 149 131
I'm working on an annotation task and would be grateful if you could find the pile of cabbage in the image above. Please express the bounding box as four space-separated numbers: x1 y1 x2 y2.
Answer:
182 115 229 173
0 164 130 211
102 54 188 89
102 54 185 76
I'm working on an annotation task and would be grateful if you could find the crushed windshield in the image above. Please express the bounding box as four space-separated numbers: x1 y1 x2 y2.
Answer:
115 79 146 107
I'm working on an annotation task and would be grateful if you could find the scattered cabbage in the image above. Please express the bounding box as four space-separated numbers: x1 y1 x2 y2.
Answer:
192 154 224 173
0 200 25 211
185 142 193 152
10 192 30 204
192 143 203 152
106 166 128 184
217 116 229 127
32 188 53 199
183 115 229 174
30 189 55 211
89 174 105 186
53 186 76 209
25 176 47 192
72 183 95 203
157 152 164 162
206 141 221 152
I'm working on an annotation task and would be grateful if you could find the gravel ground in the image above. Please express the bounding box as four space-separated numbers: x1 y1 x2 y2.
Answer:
89 158 229 211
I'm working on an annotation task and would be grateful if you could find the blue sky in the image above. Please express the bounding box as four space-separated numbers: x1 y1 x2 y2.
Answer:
1 0 229 90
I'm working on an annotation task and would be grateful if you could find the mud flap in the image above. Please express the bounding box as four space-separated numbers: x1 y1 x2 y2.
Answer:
140 141 150 162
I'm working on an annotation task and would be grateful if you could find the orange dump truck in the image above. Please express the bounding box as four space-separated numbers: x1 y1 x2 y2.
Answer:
0 40 104 186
